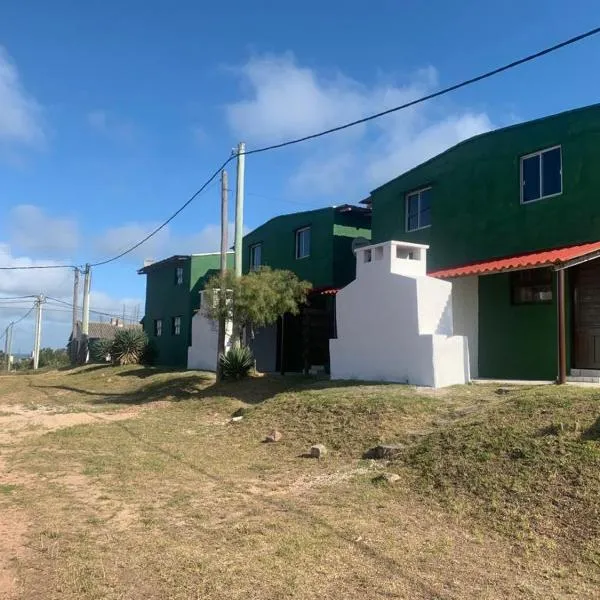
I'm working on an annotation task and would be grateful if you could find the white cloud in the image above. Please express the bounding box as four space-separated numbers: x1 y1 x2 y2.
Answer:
87 109 136 143
9 204 79 255
0 46 44 154
226 54 494 195
94 222 237 264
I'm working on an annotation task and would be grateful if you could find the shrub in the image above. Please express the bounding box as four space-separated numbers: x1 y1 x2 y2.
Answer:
110 329 149 366
89 338 112 363
141 338 158 366
219 345 254 380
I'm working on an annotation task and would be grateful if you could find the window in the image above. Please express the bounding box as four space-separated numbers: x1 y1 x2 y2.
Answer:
364 249 372 263
405 187 431 232
249 243 262 270
175 266 184 285
172 316 182 336
154 319 163 337
511 269 553 304
521 146 562 203
295 226 311 259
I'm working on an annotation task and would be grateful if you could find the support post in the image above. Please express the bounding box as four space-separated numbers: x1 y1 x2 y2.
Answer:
234 142 245 278
71 267 80 363
33 295 44 370
557 268 567 384
6 322 12 371
81 264 92 364
216 169 228 380
279 315 285 376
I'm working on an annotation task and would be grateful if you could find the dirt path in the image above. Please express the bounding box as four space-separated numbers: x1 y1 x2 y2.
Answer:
0 403 141 600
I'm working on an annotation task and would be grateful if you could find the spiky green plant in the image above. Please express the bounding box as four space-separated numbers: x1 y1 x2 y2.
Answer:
110 329 149 366
219 345 254 380
89 338 112 363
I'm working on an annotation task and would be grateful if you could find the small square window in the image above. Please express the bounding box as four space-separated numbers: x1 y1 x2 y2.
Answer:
364 249 372 263
511 269 553 304
405 188 432 231
175 266 184 285
154 319 163 337
374 247 384 260
295 227 311 259
249 243 262 270
521 146 562 203
172 316 181 336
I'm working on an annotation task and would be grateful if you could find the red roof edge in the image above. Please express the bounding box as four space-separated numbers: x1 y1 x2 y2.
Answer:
429 241 600 279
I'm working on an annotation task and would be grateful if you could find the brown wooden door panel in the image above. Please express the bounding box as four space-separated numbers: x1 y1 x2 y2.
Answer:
573 260 600 368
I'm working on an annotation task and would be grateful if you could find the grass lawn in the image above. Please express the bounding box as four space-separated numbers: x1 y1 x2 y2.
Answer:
0 366 599 599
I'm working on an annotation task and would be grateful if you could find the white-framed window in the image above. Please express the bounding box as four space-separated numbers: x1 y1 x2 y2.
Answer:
249 243 262 270
175 266 184 285
521 145 562 204
295 226 311 259
172 316 181 336
405 187 431 232
154 319 163 337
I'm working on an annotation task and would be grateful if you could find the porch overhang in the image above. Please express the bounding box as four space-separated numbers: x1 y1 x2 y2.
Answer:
430 240 600 386
429 240 600 279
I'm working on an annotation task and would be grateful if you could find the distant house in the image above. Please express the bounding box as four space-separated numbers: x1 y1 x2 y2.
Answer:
138 252 234 367
242 204 371 373
69 319 142 361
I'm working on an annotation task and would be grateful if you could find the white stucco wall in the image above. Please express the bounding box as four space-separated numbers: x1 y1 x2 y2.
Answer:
449 276 479 378
187 311 232 371
330 241 469 388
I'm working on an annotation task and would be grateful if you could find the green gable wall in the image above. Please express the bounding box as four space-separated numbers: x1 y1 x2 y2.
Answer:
140 253 233 367
371 103 600 271
242 207 371 288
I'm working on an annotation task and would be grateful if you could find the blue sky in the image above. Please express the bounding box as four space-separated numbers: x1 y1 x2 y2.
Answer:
1 0 600 351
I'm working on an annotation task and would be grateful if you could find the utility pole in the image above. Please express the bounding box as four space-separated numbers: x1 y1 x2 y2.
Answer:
234 142 245 278
71 267 80 364
81 264 92 364
216 169 228 379
6 322 13 371
33 295 44 370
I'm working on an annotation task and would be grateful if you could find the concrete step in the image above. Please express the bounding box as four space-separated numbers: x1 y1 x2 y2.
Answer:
570 368 600 377
566 376 600 384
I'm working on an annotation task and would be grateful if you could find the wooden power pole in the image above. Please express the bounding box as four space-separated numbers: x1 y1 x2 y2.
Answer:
32 295 44 370
216 169 228 380
81 264 91 364
71 267 80 363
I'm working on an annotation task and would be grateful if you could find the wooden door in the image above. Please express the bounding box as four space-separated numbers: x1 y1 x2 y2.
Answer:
573 259 600 368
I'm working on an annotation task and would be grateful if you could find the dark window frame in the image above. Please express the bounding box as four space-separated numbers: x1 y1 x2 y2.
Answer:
249 242 262 270
405 187 432 232
175 266 184 285
154 319 163 337
510 268 554 305
520 145 563 204
171 316 182 336
295 226 311 259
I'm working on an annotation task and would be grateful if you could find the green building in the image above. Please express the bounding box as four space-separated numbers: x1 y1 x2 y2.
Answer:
368 102 600 381
242 205 371 372
138 252 233 367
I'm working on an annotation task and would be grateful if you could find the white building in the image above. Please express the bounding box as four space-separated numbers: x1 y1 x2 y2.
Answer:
329 241 470 388
187 291 233 371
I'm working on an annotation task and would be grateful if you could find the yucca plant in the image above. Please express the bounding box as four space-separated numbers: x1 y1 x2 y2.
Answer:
219 345 254 380
89 338 112 363
110 329 149 366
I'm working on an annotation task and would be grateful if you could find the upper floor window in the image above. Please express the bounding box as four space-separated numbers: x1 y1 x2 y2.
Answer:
249 243 262 270
154 319 163 337
295 226 311 259
521 146 562 204
172 316 181 336
405 187 431 232
175 266 184 285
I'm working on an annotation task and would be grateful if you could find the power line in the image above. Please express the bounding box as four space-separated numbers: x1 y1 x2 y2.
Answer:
13 306 35 326
0 264 75 271
89 160 232 267
244 26 600 154
0 295 36 300
2 26 600 273
45 297 139 321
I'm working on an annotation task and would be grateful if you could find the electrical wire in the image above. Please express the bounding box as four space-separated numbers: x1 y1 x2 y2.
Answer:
12 305 35 326
0 264 75 271
89 158 232 267
45 297 139 322
244 26 600 154
2 26 600 272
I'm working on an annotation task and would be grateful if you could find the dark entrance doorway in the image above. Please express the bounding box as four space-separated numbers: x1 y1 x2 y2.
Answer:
573 259 600 368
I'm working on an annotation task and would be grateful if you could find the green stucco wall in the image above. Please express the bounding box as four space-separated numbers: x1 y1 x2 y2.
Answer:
369 105 597 380
242 207 371 288
371 103 600 271
141 253 233 367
